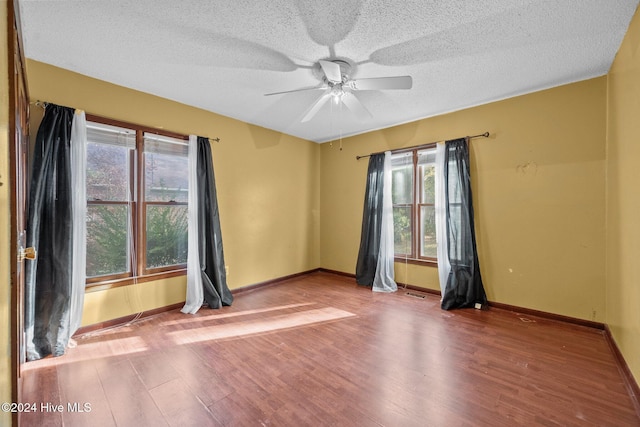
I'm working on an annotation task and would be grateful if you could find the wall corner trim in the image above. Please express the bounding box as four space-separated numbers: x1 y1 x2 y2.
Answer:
604 325 640 418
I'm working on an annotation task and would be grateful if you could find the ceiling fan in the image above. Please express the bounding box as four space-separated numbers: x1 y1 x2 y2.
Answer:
265 59 413 123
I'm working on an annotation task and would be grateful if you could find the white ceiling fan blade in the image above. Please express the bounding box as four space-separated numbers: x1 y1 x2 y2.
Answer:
341 92 372 121
319 60 343 84
301 92 331 122
264 85 325 96
347 76 413 91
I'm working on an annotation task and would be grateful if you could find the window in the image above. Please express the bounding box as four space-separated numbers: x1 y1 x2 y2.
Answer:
143 133 189 270
391 146 437 263
85 117 188 287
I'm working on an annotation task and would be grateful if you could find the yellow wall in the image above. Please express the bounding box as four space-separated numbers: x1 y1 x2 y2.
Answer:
1 4 13 425
321 78 607 322
82 276 186 326
26 60 321 326
606 5 640 384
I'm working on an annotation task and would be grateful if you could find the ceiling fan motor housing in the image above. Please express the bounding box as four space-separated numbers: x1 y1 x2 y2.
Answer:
315 59 353 84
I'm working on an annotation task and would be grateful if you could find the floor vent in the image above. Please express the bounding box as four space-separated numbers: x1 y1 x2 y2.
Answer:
405 292 426 299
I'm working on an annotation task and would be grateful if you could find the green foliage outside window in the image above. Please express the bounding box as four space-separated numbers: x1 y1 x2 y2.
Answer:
86 201 188 278
146 205 188 269
86 205 128 277
393 207 411 255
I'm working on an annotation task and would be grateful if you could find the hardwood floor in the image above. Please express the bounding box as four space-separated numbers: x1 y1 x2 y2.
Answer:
19 272 640 426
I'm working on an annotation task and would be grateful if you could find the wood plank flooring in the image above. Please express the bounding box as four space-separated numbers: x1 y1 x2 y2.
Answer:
19 272 640 426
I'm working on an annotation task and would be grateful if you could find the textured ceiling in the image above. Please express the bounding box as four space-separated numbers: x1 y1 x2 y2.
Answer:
18 0 640 143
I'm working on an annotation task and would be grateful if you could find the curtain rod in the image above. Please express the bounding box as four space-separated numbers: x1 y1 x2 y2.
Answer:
355 132 490 160
30 100 221 143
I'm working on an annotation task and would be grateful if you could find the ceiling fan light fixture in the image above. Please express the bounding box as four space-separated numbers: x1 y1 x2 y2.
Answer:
330 84 345 104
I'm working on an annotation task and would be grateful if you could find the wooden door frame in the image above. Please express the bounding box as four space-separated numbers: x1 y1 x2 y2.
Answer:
9 0 29 424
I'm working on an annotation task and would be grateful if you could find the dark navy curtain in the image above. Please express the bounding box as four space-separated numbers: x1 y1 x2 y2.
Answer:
355 153 385 286
196 136 233 308
24 104 75 360
441 138 487 310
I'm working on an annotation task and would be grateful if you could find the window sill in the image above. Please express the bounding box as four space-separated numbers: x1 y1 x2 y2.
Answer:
85 268 187 293
393 257 438 267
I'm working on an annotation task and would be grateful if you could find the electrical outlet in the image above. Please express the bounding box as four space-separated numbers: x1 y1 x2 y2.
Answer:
225 265 229 277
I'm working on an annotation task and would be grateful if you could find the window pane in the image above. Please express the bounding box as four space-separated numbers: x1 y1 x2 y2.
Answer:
144 134 188 156
420 163 435 204
86 205 130 277
392 164 413 204
146 205 188 269
144 152 188 202
420 205 437 258
87 142 132 201
393 206 412 255
87 122 136 148
417 149 436 164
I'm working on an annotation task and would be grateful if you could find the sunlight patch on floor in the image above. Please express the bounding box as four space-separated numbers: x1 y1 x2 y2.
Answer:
158 302 317 327
22 336 149 369
169 307 356 344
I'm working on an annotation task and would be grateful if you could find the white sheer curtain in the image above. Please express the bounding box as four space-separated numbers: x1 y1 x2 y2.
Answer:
69 110 87 336
182 135 204 314
435 142 450 296
372 151 397 292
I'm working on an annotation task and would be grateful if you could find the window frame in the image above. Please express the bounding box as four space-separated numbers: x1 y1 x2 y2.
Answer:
391 143 438 267
141 131 189 275
85 114 189 290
